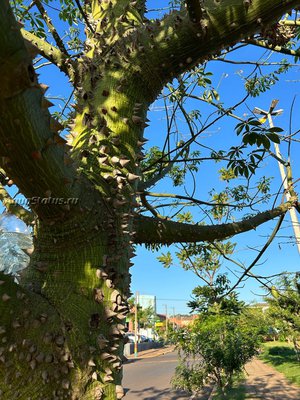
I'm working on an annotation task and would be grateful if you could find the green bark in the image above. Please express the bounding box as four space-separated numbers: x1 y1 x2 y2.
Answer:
0 1 78 221
133 200 296 245
0 213 131 399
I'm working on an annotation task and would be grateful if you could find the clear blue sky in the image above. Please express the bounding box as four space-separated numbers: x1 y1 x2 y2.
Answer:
3 2 300 316
130 42 300 315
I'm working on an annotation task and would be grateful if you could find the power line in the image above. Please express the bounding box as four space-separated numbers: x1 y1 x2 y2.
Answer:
156 298 190 301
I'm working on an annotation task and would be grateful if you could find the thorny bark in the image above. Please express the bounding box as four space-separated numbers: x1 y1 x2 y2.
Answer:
133 200 296 245
0 0 300 399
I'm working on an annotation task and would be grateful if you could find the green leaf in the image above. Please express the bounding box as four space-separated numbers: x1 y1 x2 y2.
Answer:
236 124 244 135
157 252 173 268
261 136 271 150
269 127 284 133
266 133 280 143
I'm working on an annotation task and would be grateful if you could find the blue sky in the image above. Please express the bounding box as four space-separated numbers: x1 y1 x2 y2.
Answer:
130 42 300 315
3 1 300 315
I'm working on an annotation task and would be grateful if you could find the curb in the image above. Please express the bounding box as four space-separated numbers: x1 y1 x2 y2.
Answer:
126 345 175 361
139 345 175 359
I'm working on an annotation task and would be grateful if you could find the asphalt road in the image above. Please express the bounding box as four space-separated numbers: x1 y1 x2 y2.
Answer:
123 351 196 400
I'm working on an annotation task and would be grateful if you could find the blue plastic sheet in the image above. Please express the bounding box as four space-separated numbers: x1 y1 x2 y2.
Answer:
0 214 33 278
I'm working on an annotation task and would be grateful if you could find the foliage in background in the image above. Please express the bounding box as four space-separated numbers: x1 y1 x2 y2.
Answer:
240 306 272 339
264 274 300 359
188 274 245 315
127 298 156 329
172 277 262 395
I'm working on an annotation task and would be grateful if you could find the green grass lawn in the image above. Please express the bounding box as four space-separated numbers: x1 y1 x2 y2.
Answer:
211 375 246 400
259 341 300 386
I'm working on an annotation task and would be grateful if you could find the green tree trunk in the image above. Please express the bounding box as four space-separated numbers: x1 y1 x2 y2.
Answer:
0 219 133 399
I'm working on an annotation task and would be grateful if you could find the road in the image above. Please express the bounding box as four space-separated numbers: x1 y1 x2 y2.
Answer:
123 351 210 400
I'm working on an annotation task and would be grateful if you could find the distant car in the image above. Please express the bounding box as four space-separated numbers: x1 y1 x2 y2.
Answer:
125 333 136 343
139 335 148 342
124 333 152 343
146 338 155 342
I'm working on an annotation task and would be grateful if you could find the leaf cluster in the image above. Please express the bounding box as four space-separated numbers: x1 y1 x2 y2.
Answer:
10 0 82 48
236 117 283 150
188 274 245 315
127 298 156 329
245 65 290 97
265 274 300 335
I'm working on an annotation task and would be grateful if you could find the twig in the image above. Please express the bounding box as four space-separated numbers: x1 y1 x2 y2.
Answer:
34 0 70 57
219 213 286 299
139 193 167 220
73 0 95 34
0 184 34 225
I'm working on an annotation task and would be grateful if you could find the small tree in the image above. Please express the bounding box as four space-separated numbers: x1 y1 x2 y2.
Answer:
137 306 155 329
265 274 300 359
172 276 261 395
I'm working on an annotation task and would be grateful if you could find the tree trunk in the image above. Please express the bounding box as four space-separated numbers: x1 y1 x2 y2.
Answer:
0 46 147 398
1 2 150 393
0 208 135 399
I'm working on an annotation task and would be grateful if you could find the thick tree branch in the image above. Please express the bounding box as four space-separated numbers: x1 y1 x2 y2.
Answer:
0 1 79 220
133 199 295 245
185 0 204 23
245 38 300 57
90 0 144 36
21 29 76 79
0 184 34 225
141 0 300 95
136 0 147 18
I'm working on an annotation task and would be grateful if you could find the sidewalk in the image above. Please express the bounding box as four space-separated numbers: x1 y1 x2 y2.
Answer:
244 358 300 399
126 351 300 399
126 344 175 361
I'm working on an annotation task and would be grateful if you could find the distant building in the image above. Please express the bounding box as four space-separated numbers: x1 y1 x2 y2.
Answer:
138 294 156 314
156 313 166 322
169 314 198 328
248 302 269 313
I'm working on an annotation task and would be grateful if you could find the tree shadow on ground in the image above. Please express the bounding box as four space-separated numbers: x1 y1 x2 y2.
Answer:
263 346 297 366
243 373 300 400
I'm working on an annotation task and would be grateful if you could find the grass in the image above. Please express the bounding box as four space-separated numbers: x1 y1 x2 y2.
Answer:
259 341 300 386
211 375 246 400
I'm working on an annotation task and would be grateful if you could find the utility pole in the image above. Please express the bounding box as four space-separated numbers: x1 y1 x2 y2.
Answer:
134 291 139 358
172 307 175 330
163 304 168 340
253 100 300 254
